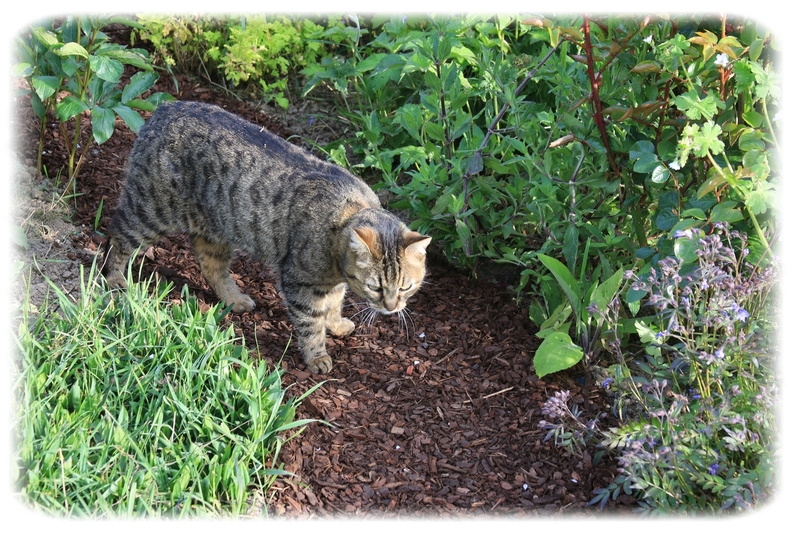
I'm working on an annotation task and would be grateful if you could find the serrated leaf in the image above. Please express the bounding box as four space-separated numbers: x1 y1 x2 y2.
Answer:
675 89 722 121
533 332 584 378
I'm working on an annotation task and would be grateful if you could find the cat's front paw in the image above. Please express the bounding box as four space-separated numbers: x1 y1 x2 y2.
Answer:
326 317 355 337
229 295 256 313
306 355 333 374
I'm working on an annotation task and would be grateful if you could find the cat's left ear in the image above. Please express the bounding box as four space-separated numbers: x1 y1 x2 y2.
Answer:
403 231 431 257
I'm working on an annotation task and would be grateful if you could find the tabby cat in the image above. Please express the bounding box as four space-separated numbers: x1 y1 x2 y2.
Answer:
103 101 431 374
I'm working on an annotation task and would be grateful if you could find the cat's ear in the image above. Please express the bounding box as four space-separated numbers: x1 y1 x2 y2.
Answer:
351 227 381 259
403 231 431 258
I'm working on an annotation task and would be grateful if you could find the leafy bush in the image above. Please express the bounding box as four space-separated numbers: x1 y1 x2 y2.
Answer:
301 13 779 513
136 14 347 108
13 262 320 516
13 16 173 191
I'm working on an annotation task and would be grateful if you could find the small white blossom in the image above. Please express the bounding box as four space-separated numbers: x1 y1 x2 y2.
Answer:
714 53 730 68
643 34 653 44
669 160 682 170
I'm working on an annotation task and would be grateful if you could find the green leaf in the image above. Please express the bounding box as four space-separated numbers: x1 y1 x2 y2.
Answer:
709 201 744 223
533 332 584 378
91 106 116 144
674 236 699 264
89 55 124 83
590 268 624 311
55 96 89 122
749 38 764 61
122 71 158 103
30 75 61 101
650 164 670 184
537 254 581 317
674 89 722 121
694 121 725 157
112 104 145 133
55 42 89 59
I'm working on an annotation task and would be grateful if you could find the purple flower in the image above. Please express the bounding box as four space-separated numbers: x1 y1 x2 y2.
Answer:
731 303 749 323
714 348 725 360
708 463 719 475
602 377 613 389
309 115 315 125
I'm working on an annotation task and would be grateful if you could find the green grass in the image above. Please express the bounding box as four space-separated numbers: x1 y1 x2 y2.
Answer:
12 260 321 517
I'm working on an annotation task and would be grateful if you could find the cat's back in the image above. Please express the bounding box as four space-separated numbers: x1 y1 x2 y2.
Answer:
134 101 322 173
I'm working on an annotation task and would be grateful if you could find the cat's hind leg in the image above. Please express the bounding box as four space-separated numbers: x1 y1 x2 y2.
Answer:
103 218 163 289
192 236 255 313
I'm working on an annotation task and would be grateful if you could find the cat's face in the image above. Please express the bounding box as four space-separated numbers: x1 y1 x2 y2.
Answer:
345 226 431 314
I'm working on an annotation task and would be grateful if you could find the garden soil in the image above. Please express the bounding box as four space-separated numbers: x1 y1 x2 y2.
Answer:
11 72 636 517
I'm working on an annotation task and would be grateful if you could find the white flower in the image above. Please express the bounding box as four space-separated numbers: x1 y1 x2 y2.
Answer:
714 53 730 68
644 35 653 44
669 160 682 170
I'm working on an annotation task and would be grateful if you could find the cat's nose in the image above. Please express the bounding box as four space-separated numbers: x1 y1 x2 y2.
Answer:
384 296 398 312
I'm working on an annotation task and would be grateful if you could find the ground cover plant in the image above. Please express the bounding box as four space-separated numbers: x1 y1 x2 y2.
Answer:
12 261 320 516
11 12 779 516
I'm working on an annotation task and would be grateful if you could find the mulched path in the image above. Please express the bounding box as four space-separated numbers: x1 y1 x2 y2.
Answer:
13 69 635 516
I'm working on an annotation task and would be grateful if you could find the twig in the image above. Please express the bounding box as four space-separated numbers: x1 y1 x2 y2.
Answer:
462 386 514 403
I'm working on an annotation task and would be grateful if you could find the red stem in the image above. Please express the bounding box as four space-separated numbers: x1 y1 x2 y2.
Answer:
582 15 618 175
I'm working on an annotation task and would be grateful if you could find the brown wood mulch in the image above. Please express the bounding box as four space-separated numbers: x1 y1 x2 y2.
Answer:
12 72 636 517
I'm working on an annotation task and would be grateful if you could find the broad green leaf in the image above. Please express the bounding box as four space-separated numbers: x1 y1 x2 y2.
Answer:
650 164 670 184
55 96 89 122
89 55 124 83
749 38 764 61
533 332 584 378
633 152 660 173
681 208 706 219
30 75 61 101
121 71 158 103
92 106 116 144
112 104 145 133
709 202 744 223
537 254 581 317
697 171 727 198
55 42 89 59
674 236 699 264
590 268 624 311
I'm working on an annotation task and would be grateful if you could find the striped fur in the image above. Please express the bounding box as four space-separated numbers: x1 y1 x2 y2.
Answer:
103 101 431 373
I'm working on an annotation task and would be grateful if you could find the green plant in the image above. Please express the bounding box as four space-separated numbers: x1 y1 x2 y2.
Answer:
13 16 173 192
137 15 346 109
13 261 321 516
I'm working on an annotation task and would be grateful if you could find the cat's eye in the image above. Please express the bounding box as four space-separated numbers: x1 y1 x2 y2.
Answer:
367 284 382 293
399 283 413 292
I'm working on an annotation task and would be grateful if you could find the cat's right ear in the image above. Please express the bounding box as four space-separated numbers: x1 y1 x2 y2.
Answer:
403 231 431 259
350 227 380 262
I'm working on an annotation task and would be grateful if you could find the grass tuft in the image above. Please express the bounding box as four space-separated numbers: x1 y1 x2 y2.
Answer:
12 260 321 517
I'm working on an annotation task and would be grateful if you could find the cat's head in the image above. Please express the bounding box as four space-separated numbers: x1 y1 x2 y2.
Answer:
344 221 431 314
